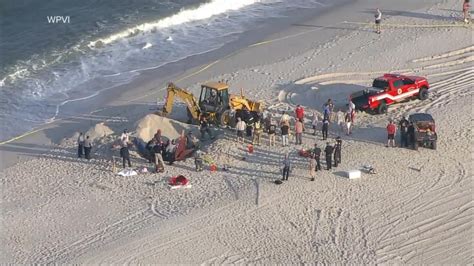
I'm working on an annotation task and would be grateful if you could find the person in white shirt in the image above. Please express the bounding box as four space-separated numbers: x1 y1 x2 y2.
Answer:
375 8 382 34
280 111 290 126
235 117 246 143
336 109 345 133
311 112 319 136
120 129 129 144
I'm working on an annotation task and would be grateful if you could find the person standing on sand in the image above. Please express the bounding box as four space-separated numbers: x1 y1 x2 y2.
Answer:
77 132 85 158
323 104 331 122
281 121 290 147
199 116 214 140
280 111 290 126
321 118 329 140
153 140 165 172
253 118 263 145
267 120 277 146
334 136 342 167
463 0 471 23
295 118 304 145
194 150 204 172
311 112 319 136
264 112 273 133
295 105 304 121
120 140 132 168
236 117 246 143
324 142 334 170
121 129 129 143
375 8 382 34
309 154 316 181
344 111 352 135
407 122 416 149
336 109 345 133
399 116 409 148
281 152 291 181
312 143 322 172
386 119 397 147
84 136 92 160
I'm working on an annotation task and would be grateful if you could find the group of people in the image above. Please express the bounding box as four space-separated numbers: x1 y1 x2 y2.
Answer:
233 100 355 148
386 116 420 149
281 136 343 181
77 132 93 160
316 99 356 138
144 129 188 172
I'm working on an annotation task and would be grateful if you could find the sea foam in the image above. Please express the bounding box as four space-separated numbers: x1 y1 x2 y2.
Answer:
88 0 260 48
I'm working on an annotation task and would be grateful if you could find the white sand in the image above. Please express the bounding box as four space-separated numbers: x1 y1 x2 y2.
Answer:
0 0 472 264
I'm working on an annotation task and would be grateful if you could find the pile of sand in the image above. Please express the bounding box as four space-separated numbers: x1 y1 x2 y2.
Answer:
135 114 196 142
85 123 114 141
60 122 114 146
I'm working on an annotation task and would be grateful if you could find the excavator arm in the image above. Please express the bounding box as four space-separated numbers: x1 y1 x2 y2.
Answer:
162 83 201 122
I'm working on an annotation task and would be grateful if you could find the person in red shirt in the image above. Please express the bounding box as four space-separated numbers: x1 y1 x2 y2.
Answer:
295 105 304 121
386 119 397 147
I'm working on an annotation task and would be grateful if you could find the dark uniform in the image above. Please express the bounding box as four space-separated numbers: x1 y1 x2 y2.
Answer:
322 119 329 140
399 117 409 147
324 143 334 170
312 146 322 171
84 137 92 160
334 137 342 167
120 146 132 168
407 122 416 149
200 117 214 140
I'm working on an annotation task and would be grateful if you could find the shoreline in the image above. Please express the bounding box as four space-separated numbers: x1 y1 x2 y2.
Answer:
0 0 349 170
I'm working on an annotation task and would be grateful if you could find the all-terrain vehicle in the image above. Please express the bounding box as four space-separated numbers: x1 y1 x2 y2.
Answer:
350 74 430 114
409 113 437 150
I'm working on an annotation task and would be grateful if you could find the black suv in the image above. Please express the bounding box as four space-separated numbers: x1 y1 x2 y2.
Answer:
408 113 437 150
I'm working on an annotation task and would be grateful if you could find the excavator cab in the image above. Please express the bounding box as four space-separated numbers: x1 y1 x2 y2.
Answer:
199 82 230 114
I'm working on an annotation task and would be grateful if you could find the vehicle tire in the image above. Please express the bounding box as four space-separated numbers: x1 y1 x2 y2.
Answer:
377 101 388 114
432 141 437 150
418 87 429 100
220 110 232 127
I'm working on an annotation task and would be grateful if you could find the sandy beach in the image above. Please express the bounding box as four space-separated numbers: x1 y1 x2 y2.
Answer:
0 0 472 264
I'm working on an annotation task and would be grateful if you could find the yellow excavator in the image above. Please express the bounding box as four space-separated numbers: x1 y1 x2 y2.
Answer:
160 82 264 126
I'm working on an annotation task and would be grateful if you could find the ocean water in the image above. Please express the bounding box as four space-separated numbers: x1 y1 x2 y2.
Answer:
0 0 333 142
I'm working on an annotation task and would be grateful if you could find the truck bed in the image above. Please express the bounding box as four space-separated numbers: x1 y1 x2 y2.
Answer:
351 88 383 110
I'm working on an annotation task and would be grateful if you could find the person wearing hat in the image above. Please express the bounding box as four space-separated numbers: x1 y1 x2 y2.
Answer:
324 142 334 170
334 136 342 167
399 116 409 148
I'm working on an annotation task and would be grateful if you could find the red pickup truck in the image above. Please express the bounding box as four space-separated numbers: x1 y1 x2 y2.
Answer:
350 74 430 114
